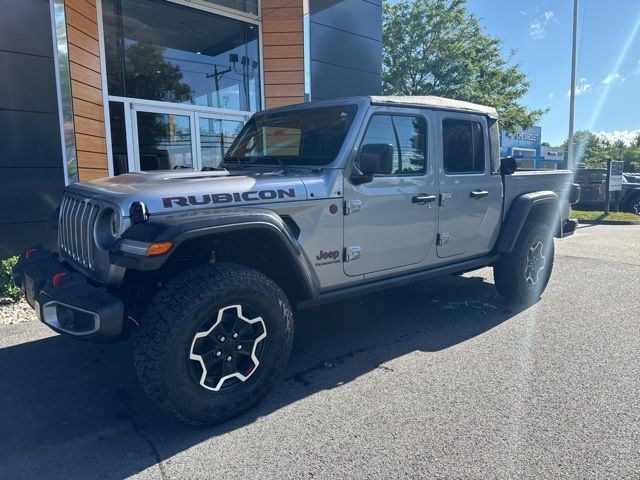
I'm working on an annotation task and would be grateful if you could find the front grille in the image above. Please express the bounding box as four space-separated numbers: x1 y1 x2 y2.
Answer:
59 195 100 270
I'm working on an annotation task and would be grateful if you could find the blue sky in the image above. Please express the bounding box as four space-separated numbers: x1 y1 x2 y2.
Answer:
466 0 640 146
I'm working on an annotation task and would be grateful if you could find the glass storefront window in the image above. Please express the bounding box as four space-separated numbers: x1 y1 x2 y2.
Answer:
102 0 261 112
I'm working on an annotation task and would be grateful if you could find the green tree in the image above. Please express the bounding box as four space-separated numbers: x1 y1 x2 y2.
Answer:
562 131 640 171
382 0 545 133
563 131 607 168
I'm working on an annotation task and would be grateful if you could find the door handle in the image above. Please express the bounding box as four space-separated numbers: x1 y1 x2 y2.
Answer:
469 190 489 199
412 193 437 204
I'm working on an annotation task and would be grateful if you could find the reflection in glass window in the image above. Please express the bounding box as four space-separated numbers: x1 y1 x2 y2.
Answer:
442 119 484 174
102 0 261 112
358 115 426 175
200 118 243 169
136 112 193 171
392 116 426 174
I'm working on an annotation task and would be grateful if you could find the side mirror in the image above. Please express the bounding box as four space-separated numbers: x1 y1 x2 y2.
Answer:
351 143 393 185
500 156 518 175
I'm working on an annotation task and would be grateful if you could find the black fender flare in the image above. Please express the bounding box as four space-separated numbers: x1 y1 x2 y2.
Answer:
110 208 319 299
495 191 559 254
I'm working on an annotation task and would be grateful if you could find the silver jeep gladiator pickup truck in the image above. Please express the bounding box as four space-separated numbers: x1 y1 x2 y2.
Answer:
13 96 579 425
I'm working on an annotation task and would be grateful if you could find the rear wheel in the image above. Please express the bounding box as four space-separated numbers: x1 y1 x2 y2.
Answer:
134 263 293 425
494 221 554 305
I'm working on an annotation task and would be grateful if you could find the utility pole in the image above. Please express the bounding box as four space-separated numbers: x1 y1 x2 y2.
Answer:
567 0 578 170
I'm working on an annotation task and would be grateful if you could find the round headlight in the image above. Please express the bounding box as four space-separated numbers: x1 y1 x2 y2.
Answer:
94 208 119 251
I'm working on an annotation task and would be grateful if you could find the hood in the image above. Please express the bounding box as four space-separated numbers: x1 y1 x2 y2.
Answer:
66 170 308 218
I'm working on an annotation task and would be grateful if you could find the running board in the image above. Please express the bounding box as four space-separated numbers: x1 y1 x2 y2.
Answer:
297 254 499 310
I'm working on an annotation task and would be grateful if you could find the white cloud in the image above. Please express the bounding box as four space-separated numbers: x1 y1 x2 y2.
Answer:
568 78 593 96
602 72 625 85
593 130 640 146
548 93 555 100
529 10 555 39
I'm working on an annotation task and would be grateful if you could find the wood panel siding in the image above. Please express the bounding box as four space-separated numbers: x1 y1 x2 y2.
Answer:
65 0 109 180
261 0 304 109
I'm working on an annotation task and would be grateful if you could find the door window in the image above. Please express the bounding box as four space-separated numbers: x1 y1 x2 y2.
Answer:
358 114 426 175
136 112 193 170
442 119 485 174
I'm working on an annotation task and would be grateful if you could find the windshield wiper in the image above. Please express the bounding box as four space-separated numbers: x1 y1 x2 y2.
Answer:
223 156 290 171
222 156 247 169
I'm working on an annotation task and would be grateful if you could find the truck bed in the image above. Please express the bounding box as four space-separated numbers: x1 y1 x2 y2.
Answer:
503 169 574 219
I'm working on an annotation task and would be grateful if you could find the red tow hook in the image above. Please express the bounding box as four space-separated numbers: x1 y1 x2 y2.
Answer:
51 272 68 288
25 248 38 260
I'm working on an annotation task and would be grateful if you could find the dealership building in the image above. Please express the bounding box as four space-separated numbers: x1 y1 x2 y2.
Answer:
0 0 382 257
500 126 565 170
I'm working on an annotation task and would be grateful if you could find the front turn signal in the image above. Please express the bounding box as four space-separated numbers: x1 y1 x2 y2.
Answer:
146 242 173 256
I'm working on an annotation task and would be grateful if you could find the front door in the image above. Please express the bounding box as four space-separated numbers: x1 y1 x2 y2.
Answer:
343 109 437 276
131 105 247 171
436 113 502 258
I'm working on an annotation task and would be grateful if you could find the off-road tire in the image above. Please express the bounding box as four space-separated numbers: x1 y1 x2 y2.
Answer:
134 263 294 426
494 221 554 305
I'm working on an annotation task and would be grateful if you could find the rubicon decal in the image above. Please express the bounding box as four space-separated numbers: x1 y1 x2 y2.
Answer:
315 249 341 267
162 188 296 208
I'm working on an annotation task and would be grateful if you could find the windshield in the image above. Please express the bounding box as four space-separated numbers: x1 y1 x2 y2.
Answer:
224 105 358 167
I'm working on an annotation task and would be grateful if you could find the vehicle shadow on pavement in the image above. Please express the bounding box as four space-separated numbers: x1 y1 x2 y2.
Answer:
0 271 525 479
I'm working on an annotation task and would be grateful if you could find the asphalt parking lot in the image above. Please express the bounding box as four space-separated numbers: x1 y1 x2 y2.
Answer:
1 224 639 479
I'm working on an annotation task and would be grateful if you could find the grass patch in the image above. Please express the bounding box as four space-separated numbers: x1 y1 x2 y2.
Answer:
572 210 640 222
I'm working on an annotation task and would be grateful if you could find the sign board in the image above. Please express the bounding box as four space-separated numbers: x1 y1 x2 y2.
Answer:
609 160 623 192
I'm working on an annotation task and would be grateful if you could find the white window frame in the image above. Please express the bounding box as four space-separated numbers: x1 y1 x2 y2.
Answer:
129 101 249 171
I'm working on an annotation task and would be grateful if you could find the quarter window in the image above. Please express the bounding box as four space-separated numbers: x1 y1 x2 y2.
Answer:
358 114 426 175
442 119 485 174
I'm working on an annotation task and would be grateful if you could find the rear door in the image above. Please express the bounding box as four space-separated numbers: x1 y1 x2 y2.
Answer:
343 108 437 276
435 113 502 259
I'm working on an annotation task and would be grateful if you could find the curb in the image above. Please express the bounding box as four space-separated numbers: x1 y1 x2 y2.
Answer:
577 219 640 226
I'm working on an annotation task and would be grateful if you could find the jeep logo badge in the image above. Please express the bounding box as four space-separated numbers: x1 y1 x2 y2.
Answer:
315 249 341 266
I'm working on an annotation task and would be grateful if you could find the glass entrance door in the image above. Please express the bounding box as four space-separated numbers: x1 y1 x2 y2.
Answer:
132 106 196 171
131 105 247 171
196 115 244 170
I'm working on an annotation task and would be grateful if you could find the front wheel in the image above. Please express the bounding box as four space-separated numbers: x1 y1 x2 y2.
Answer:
494 221 555 305
134 263 294 426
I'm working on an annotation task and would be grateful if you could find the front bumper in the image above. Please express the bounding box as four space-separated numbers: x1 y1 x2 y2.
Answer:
12 247 124 342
